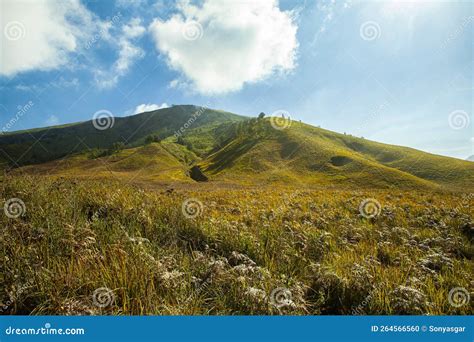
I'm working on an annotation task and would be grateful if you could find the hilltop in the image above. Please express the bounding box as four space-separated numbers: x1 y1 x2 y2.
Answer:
2 106 473 191
0 105 245 168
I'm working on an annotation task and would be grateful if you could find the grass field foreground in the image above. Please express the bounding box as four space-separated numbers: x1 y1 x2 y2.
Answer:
1 175 472 315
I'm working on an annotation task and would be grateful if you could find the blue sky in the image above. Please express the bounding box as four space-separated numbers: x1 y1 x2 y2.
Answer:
0 0 472 159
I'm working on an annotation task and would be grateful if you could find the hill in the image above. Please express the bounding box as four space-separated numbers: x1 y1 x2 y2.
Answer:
15 142 196 185
3 107 474 191
2 107 473 316
199 119 474 190
0 105 245 168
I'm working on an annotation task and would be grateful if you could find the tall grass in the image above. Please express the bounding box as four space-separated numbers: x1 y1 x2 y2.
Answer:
1 175 472 315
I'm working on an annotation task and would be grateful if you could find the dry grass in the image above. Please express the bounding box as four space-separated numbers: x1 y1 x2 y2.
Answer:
0 175 472 315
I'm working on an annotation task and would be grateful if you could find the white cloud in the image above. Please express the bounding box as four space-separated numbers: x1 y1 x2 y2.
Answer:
14 77 79 93
168 78 189 91
168 79 180 89
45 115 59 126
149 0 298 94
0 0 98 77
123 18 146 39
95 18 146 89
134 103 169 114
1 1 140 89
115 37 143 75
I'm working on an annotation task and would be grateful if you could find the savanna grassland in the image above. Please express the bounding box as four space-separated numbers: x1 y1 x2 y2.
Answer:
1 107 473 315
1 174 472 315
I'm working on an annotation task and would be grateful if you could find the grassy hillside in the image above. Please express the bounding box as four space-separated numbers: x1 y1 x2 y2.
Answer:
0 105 246 168
3 110 473 191
198 119 474 191
1 109 472 316
14 142 196 185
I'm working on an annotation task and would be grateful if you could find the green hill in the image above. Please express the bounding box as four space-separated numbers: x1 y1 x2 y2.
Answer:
198 119 474 190
3 107 473 191
0 105 245 168
15 142 197 184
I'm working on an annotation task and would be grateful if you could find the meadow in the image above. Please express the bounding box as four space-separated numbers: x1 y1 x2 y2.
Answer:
1 174 472 315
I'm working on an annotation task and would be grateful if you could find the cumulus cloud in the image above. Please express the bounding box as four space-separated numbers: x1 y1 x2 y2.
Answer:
95 18 146 89
1 1 142 89
149 0 298 94
0 0 98 77
134 103 169 114
116 19 146 74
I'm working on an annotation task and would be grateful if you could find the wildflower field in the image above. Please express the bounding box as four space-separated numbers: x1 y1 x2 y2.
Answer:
1 175 472 315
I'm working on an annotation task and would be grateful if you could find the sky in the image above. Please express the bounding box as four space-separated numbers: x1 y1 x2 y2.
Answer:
0 0 472 160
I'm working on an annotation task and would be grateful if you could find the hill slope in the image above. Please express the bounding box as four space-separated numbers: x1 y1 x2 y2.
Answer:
198 119 474 190
15 142 196 184
0 105 245 168
3 108 473 191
